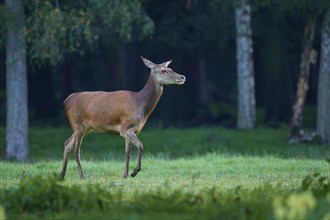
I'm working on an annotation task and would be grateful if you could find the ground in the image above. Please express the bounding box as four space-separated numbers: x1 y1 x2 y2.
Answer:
0 126 329 219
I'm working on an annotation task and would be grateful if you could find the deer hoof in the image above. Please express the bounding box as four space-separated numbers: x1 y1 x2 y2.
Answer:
130 172 137 177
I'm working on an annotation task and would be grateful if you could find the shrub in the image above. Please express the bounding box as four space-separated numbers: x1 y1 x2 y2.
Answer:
273 173 330 220
0 173 115 214
1 172 329 219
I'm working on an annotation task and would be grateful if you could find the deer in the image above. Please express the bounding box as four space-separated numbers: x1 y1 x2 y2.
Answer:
60 56 186 179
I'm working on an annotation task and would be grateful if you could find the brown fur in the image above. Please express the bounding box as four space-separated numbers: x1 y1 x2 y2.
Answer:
59 57 185 179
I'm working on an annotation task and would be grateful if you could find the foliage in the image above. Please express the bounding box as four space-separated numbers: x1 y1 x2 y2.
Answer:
24 0 95 66
251 0 330 15
0 171 329 219
302 173 330 197
88 0 154 43
0 173 267 219
0 173 113 213
273 191 329 220
0 206 5 220
0 0 154 66
145 0 234 56
273 173 330 220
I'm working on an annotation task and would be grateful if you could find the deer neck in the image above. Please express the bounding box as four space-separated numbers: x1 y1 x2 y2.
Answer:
138 73 163 117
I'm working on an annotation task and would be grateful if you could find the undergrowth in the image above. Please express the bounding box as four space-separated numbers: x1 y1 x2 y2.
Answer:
0 173 329 220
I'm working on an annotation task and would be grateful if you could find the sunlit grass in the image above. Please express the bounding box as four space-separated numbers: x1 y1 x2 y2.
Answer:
1 154 328 191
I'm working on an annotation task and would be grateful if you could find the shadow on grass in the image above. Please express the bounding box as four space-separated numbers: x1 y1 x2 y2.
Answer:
0 126 325 162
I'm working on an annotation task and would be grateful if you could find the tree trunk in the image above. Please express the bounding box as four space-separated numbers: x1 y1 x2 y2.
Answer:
290 15 317 143
5 0 28 161
235 0 256 129
317 9 330 144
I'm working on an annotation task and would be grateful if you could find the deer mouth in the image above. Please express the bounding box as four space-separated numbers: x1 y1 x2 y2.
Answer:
175 75 186 85
176 80 185 85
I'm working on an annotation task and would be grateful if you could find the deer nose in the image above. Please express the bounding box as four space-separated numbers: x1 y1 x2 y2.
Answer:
180 75 186 81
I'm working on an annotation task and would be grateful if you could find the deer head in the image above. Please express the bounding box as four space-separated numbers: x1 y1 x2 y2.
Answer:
141 56 186 85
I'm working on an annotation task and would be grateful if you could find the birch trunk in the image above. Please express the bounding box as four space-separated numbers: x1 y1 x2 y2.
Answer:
317 9 330 144
5 0 28 160
235 0 256 129
290 15 316 143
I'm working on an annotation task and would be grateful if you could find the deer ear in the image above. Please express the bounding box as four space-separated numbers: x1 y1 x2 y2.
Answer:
140 56 155 69
162 60 172 67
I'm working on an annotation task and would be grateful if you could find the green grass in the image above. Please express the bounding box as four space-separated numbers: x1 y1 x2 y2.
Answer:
0 126 329 219
21 126 330 160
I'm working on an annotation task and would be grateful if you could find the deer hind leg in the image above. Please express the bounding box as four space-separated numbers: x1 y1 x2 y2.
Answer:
60 133 75 179
120 129 143 178
123 140 132 178
74 128 87 180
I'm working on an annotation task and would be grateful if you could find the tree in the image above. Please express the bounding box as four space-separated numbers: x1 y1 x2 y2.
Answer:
235 0 256 129
2 0 154 160
289 15 317 143
5 0 28 161
317 9 330 144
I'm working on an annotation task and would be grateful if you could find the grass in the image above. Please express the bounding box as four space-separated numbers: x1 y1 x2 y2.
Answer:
1 155 327 191
22 126 330 160
0 126 329 219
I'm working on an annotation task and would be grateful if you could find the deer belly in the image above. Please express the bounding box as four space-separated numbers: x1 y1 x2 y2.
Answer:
91 124 121 135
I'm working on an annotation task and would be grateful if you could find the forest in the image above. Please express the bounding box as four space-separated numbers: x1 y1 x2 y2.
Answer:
0 0 329 219
0 0 328 127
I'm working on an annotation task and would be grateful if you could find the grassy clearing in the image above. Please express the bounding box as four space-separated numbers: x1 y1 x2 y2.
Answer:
0 126 329 219
5 126 328 160
0 155 328 191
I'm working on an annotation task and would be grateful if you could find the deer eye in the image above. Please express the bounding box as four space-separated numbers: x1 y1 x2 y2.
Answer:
162 70 167 74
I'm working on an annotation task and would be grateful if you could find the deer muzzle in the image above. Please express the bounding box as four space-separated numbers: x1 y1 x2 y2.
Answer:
176 75 186 85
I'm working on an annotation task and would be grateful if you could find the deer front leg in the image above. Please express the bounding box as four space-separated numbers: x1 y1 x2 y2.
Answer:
120 129 143 178
124 140 132 178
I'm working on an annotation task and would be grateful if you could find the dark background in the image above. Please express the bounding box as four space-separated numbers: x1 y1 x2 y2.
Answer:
0 0 324 128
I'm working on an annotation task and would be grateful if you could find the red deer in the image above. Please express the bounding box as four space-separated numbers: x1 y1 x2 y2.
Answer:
60 56 186 179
